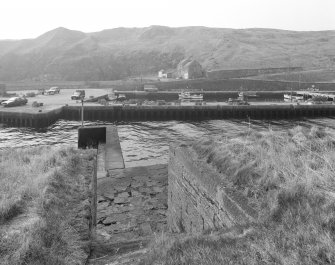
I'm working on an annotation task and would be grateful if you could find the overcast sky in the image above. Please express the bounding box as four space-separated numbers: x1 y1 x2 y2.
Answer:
0 0 334 39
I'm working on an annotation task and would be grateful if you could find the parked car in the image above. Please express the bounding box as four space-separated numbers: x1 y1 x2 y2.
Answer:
45 87 60 95
71 90 85 100
2 97 28 107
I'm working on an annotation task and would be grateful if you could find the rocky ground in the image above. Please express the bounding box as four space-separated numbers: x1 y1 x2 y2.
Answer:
89 164 168 265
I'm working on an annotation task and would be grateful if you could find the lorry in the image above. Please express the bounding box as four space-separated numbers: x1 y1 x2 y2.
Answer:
71 90 85 100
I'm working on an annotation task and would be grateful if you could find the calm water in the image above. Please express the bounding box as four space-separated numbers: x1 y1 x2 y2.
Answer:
1 118 335 167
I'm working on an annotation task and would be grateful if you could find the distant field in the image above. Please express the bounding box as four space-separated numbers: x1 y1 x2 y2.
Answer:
252 68 335 83
2 70 335 94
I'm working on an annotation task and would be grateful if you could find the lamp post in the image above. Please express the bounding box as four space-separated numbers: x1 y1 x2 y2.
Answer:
81 98 84 127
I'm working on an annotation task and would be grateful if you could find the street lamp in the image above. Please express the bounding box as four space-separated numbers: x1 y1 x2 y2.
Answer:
81 97 84 127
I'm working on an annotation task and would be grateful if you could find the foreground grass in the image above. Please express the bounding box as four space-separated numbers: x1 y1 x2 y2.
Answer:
0 146 95 265
142 126 335 265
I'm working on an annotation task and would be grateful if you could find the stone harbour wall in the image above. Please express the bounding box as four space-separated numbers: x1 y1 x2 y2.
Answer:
168 144 258 233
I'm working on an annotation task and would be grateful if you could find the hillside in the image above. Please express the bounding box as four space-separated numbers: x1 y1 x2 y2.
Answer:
0 26 334 81
251 69 335 82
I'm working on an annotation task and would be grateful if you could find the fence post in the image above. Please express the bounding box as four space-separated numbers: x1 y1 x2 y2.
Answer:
92 156 97 234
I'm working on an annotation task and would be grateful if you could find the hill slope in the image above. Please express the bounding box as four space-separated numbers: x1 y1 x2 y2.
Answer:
0 26 334 81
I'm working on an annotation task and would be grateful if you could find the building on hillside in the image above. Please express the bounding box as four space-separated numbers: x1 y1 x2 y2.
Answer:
144 84 158 92
177 59 204 79
0 84 6 96
158 69 173 79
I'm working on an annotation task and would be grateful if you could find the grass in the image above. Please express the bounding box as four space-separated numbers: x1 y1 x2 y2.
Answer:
141 126 335 264
0 146 95 265
253 69 335 83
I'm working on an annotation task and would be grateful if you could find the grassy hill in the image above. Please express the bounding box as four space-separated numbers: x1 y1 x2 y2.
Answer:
0 26 334 81
251 69 335 83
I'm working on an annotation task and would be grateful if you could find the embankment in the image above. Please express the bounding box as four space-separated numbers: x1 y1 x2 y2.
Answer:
0 146 96 265
142 126 335 265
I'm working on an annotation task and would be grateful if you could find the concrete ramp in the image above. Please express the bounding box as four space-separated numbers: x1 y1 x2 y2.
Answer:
105 126 125 171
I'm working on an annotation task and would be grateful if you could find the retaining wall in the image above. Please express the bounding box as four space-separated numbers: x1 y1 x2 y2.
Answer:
1 104 335 128
0 106 63 128
64 104 335 122
168 144 258 233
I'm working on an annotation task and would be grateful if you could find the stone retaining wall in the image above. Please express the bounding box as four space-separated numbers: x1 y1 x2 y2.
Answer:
168 144 258 233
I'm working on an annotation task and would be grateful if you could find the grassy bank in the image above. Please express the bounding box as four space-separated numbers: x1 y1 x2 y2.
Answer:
142 126 335 264
0 146 95 265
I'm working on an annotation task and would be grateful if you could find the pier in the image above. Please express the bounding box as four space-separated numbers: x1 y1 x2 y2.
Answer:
2 104 335 128
78 126 168 263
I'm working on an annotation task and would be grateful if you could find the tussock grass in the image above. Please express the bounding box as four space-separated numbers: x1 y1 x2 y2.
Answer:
142 126 335 264
0 146 95 265
0 146 73 224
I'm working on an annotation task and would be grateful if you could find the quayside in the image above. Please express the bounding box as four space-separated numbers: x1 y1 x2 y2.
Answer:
1 104 335 128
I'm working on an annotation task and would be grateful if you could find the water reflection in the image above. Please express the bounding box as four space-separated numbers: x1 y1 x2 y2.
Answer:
1 118 335 167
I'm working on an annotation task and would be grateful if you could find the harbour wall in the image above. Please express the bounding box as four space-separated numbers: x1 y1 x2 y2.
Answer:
147 79 335 92
63 105 335 122
0 107 63 128
168 144 258 233
1 104 335 128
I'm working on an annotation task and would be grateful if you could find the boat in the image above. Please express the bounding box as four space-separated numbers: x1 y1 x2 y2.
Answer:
228 92 249 105
108 89 118 101
116 94 126 101
238 91 258 98
283 93 304 102
306 85 319 92
178 91 203 100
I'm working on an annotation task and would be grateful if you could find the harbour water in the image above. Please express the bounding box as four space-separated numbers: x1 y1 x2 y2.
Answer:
1 118 335 167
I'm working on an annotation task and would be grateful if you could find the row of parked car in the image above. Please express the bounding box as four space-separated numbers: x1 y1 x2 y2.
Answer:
1 88 87 108
40 87 85 100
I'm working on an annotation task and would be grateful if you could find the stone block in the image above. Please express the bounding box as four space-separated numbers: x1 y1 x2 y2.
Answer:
140 223 152 235
114 197 129 204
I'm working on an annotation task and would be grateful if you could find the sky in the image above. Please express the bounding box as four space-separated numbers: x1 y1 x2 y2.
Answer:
0 0 334 39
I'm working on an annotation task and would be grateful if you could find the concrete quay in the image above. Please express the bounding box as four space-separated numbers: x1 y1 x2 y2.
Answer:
2 103 335 128
0 106 63 128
